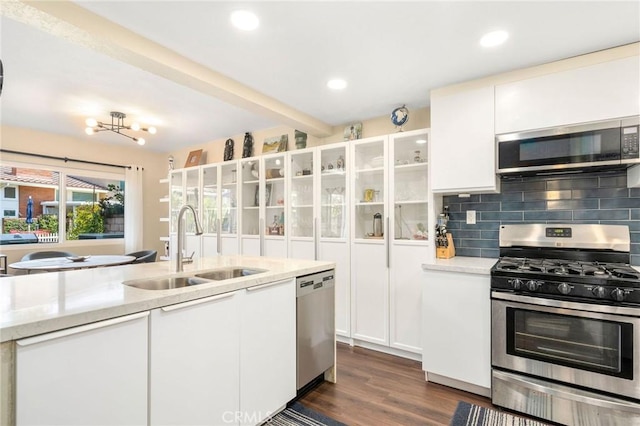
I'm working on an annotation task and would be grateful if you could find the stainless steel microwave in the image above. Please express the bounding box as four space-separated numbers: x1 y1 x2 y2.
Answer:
496 116 640 175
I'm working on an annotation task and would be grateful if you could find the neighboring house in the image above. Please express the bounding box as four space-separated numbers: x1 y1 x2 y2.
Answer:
0 166 109 221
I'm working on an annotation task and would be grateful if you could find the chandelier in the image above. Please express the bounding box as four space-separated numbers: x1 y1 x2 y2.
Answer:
85 111 157 146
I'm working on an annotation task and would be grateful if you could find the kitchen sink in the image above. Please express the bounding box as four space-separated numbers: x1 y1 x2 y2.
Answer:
123 267 268 290
195 267 267 281
123 276 212 290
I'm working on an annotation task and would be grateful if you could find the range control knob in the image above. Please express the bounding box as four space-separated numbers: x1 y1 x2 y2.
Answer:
508 278 524 290
526 280 542 292
611 288 626 302
592 286 607 298
557 282 572 295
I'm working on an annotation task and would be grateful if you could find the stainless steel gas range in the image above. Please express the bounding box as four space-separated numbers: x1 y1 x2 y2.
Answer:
490 224 640 426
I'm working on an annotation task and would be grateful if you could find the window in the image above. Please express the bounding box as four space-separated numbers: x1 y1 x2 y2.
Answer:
0 163 126 245
3 187 16 199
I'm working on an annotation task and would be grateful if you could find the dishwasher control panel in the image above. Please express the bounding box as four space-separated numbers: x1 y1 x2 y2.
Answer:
296 270 335 297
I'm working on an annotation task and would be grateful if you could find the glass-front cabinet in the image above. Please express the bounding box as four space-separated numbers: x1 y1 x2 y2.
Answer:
169 168 201 261
239 153 287 257
201 162 239 256
318 143 350 338
288 149 316 259
388 129 429 354
262 153 287 257
350 135 389 346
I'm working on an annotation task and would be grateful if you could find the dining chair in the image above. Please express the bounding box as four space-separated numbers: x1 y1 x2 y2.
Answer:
125 250 157 264
21 251 76 261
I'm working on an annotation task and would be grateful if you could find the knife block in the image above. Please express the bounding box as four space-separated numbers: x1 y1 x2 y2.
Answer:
436 233 455 259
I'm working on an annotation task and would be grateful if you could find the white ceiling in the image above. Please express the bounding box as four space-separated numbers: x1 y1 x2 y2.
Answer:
1 1 639 153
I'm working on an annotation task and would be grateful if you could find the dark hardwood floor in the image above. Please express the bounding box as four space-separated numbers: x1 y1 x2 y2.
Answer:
298 343 493 426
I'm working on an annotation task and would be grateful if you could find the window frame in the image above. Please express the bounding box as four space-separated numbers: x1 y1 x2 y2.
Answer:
0 160 127 249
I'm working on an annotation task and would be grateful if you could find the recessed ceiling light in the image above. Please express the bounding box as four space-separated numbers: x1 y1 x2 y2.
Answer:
231 10 259 31
416 139 427 145
480 30 509 48
327 79 347 90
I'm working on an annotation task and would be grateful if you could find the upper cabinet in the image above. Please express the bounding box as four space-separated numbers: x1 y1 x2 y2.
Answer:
495 56 640 134
430 85 499 194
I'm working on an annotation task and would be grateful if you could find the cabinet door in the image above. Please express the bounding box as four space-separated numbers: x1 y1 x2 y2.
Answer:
240 158 260 238
389 245 427 354
422 270 491 390
289 149 316 259
220 162 239 253
319 239 350 338
150 292 240 426
430 85 498 194
495 56 640 134
16 313 149 425
263 153 287 257
240 279 296 426
351 242 388 345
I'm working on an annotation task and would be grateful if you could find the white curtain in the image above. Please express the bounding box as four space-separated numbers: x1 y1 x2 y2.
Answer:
124 165 144 253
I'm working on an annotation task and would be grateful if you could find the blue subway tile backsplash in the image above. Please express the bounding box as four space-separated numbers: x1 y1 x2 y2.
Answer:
442 170 640 265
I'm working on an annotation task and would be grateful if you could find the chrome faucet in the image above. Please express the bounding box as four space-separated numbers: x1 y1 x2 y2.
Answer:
176 204 203 272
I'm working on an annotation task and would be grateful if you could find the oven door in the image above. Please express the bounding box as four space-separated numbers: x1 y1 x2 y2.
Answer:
492 291 640 400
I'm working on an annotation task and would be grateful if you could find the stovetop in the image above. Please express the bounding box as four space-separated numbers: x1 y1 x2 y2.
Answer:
494 257 640 282
491 256 640 305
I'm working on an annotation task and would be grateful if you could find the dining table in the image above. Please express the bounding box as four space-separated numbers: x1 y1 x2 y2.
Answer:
9 255 136 274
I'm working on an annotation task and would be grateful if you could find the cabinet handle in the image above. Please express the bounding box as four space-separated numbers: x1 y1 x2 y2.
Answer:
260 218 264 256
216 218 221 254
314 217 318 260
247 278 291 292
16 311 150 346
161 292 236 312
386 217 390 268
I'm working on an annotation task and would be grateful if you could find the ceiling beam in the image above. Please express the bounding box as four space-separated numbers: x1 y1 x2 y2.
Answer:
3 0 333 137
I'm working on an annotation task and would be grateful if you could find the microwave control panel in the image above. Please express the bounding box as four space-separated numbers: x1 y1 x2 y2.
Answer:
621 125 639 159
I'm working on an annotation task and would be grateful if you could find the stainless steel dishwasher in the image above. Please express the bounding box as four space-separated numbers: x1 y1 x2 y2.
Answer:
296 269 335 391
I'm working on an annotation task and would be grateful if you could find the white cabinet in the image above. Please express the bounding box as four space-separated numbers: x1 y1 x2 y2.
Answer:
430 85 498 194
150 292 241 425
159 177 170 260
239 154 287 257
422 270 491 395
16 312 149 425
318 144 350 338
170 167 202 261
350 130 429 354
351 135 389 345
429 86 498 193
496 56 640 134
240 279 296 425
201 162 240 257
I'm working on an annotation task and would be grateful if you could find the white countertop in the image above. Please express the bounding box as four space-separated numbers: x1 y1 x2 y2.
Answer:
0 255 334 343
422 256 498 275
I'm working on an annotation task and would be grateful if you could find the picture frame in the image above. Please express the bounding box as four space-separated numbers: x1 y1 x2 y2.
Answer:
344 122 362 141
262 134 288 154
254 183 273 207
185 149 203 168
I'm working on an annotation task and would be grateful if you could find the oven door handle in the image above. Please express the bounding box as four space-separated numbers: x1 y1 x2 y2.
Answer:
493 370 640 412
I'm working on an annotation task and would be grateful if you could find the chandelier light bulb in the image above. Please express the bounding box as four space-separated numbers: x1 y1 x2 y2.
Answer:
131 122 141 131
148 126 157 134
85 118 98 127
136 137 146 146
85 127 95 135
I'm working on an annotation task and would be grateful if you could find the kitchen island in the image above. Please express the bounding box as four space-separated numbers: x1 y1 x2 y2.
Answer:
0 255 335 426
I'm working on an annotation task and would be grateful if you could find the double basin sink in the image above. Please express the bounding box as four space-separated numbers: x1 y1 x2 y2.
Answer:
123 267 267 290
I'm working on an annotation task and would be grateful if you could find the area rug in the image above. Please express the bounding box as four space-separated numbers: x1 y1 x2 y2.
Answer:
450 401 550 426
269 402 347 426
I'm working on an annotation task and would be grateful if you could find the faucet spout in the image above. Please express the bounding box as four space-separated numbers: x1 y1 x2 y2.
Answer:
176 204 203 272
